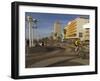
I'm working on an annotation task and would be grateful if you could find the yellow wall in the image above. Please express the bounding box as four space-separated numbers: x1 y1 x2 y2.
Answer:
64 17 89 40
64 20 77 39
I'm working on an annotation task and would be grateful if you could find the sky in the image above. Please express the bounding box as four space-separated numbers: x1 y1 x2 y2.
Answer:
25 12 89 39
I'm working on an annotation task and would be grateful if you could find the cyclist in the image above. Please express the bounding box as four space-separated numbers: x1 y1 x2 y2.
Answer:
74 39 82 56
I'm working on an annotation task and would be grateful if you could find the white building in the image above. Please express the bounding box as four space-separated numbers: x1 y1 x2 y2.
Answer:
53 21 62 40
82 23 90 41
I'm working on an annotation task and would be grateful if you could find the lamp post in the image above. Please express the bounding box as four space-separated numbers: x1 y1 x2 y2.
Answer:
32 18 38 47
27 16 37 47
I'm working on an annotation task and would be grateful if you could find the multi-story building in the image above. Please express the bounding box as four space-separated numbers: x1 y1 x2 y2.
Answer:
82 23 90 41
53 21 62 40
64 17 89 41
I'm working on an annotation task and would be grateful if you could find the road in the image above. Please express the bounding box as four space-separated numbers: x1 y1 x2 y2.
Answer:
25 46 89 68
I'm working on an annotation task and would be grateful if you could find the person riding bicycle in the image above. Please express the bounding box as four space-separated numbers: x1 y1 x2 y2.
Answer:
74 39 82 56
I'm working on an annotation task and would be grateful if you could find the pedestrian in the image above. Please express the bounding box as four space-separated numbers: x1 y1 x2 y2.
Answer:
42 41 44 46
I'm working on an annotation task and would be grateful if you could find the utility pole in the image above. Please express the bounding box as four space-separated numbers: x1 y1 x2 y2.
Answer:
26 16 37 47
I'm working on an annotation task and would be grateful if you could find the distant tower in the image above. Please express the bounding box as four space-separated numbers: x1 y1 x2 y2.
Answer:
53 21 62 40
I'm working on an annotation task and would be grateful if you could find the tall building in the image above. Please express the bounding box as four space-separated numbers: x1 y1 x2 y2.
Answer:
53 21 62 40
82 23 90 41
64 17 89 40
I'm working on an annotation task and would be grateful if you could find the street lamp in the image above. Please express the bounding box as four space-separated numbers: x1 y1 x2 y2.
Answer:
32 18 38 47
26 16 38 47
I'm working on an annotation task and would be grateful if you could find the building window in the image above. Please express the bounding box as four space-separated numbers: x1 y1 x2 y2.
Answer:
63 29 67 34
79 33 83 37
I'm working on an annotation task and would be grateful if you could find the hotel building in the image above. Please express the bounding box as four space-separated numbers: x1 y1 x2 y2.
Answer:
64 17 89 41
